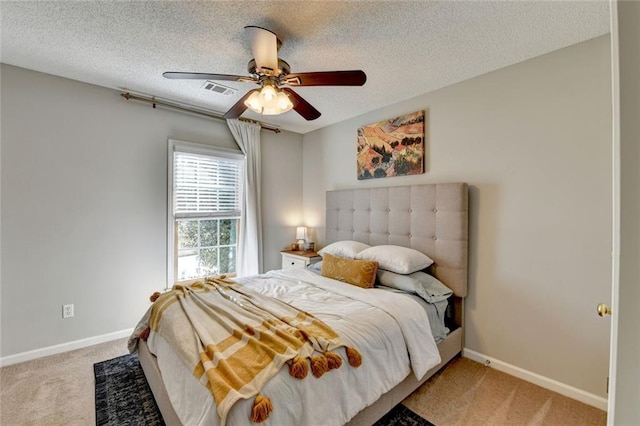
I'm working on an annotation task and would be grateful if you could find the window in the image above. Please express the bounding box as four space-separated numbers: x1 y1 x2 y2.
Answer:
168 140 244 283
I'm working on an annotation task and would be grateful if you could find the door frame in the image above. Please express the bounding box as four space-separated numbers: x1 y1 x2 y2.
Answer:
607 1 640 424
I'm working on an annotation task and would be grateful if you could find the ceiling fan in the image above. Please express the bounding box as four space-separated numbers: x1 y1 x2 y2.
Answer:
163 26 367 121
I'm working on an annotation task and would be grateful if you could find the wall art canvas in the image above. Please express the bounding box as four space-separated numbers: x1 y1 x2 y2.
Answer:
356 110 425 180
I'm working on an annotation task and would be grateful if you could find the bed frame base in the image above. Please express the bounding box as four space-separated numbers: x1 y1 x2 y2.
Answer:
139 340 183 426
139 327 462 426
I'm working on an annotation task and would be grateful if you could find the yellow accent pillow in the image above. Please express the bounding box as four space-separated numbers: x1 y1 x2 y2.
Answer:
321 253 379 289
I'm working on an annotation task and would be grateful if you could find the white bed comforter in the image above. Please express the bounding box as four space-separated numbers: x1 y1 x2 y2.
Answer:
146 268 441 426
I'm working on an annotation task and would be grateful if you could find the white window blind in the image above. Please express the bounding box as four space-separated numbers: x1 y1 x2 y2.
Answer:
173 151 243 219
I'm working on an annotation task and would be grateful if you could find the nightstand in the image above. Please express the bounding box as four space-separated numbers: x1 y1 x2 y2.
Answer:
281 250 321 270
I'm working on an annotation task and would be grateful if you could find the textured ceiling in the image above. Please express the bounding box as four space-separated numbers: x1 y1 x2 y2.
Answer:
1 1 609 134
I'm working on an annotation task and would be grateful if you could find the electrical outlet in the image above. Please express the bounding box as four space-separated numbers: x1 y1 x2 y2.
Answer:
62 304 74 319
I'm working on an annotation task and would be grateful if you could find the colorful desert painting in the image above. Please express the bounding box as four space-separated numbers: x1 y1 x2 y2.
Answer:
357 110 425 180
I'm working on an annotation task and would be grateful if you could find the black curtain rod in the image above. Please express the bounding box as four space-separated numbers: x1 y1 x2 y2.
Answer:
120 92 281 133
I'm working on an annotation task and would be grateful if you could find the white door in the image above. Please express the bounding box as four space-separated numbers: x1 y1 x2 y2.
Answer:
607 1 640 424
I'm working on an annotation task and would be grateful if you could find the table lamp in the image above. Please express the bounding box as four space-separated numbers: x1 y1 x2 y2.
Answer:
296 227 307 246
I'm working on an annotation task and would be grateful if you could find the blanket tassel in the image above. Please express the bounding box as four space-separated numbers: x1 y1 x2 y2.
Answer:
140 327 151 341
346 347 363 367
325 351 343 370
251 394 273 423
310 354 329 378
288 356 309 379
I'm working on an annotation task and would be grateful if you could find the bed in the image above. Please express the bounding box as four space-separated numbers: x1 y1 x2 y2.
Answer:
136 182 468 426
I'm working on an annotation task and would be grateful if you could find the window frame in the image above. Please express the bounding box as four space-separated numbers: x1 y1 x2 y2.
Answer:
167 139 245 287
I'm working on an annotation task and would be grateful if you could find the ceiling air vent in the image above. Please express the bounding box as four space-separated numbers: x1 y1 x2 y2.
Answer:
201 81 236 96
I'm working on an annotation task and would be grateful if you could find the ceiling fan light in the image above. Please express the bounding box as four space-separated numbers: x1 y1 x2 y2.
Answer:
244 86 293 115
276 91 293 112
244 91 264 114
260 85 277 103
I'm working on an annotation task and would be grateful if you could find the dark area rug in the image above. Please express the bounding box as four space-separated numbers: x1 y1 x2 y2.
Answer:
374 403 436 426
95 352 434 426
94 352 165 426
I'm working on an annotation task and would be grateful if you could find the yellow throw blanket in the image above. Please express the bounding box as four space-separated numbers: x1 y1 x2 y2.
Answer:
130 277 362 425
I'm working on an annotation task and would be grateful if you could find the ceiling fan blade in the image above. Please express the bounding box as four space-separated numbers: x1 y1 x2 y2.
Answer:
223 89 258 119
282 88 321 121
163 72 257 83
284 70 367 86
245 26 279 76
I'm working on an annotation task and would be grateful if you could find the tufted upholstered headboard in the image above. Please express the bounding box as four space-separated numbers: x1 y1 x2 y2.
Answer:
325 183 468 298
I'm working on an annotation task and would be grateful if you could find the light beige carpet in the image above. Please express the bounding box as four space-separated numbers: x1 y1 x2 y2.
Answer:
0 338 128 426
1 339 606 425
403 357 607 426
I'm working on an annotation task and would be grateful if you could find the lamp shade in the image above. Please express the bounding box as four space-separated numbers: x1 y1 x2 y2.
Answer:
244 85 293 116
296 227 307 241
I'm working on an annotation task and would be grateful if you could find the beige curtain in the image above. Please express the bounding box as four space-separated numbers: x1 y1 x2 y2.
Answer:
227 119 263 276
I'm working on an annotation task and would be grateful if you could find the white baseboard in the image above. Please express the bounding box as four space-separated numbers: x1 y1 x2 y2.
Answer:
463 348 608 411
0 328 134 367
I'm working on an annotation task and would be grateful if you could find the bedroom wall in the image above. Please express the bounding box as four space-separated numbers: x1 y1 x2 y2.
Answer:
302 35 612 399
0 64 303 358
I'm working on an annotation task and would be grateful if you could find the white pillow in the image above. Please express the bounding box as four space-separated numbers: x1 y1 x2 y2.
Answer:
318 240 371 259
377 270 452 303
355 245 433 274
